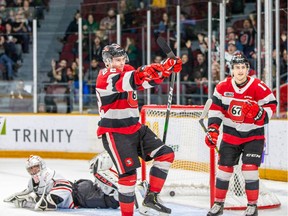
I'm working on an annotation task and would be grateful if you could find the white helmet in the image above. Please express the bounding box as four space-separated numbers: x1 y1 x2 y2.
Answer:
89 151 113 174
26 155 46 176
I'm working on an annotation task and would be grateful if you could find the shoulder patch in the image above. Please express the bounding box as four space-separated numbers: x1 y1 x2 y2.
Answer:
110 68 117 73
224 92 234 97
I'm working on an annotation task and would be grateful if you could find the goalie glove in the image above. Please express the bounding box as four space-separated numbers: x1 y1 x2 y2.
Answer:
4 190 38 208
205 124 219 148
242 100 264 121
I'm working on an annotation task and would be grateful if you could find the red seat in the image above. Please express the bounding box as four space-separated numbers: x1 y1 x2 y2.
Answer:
62 43 74 52
59 51 75 65
67 34 78 44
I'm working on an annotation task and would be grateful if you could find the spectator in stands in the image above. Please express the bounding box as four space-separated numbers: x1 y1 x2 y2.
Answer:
224 40 241 74
71 60 79 81
226 31 243 52
4 22 22 63
99 8 116 41
154 12 174 38
239 19 256 59
48 59 68 83
186 71 206 105
153 54 163 64
0 35 16 80
226 26 235 37
43 83 57 113
22 0 34 31
124 37 138 68
84 58 101 94
193 52 208 80
89 35 103 62
196 33 208 60
83 14 99 35
180 40 194 82
9 79 32 112
211 61 220 86
12 9 30 53
61 10 80 43
66 66 75 84
0 1 8 22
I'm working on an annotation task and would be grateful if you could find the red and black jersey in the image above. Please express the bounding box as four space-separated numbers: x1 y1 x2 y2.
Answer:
208 76 277 145
96 64 163 136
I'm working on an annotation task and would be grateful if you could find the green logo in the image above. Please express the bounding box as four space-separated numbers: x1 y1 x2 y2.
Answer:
0 117 6 135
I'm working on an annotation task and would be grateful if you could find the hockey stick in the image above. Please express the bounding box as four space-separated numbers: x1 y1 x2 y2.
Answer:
156 37 177 144
198 99 219 153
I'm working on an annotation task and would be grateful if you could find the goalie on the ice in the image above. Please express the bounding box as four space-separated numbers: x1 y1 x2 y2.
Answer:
3 153 120 211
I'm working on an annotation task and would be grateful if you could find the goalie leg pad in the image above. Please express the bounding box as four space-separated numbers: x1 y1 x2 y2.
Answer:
94 170 118 201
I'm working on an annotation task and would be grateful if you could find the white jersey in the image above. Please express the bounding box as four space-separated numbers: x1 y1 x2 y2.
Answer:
27 168 74 209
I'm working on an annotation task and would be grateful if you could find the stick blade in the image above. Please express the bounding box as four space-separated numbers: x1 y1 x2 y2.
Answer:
200 98 213 119
156 37 176 59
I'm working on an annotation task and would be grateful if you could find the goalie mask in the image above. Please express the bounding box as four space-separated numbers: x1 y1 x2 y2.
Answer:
89 151 113 174
26 155 46 183
230 53 250 76
102 43 129 67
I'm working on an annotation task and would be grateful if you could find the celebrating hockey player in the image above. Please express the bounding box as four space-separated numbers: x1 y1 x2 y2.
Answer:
205 53 277 216
3 153 119 210
95 43 182 216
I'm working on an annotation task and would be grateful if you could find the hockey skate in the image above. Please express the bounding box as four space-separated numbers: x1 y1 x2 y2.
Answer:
207 202 224 216
139 191 171 216
244 204 258 216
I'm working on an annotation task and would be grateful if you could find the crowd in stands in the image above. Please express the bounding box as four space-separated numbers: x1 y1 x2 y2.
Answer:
20 0 284 113
0 0 49 81
0 0 283 113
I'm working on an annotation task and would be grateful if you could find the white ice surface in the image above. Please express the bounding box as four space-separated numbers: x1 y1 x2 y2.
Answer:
0 158 287 216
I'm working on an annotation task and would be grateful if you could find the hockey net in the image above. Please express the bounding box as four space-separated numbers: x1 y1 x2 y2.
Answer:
140 105 281 210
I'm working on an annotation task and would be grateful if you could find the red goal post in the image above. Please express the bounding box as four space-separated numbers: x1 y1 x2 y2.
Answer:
140 104 281 210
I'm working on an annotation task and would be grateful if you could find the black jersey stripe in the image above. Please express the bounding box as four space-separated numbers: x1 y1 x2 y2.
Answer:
101 92 128 106
223 125 264 138
99 117 139 128
208 116 222 126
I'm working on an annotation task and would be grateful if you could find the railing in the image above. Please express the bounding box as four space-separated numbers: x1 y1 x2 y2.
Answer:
0 81 210 113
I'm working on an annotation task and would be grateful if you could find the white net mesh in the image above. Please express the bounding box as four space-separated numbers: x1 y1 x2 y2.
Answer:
141 105 281 209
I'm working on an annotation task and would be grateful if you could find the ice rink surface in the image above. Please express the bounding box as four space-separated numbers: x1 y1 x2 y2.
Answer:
0 158 287 216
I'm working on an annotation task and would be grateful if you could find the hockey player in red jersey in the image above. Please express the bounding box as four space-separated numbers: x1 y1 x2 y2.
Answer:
95 43 182 216
205 53 277 216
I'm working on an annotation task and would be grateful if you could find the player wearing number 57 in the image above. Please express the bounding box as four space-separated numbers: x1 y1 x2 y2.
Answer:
205 53 277 216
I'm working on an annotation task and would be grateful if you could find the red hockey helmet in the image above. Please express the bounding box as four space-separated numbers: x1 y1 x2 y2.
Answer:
102 43 129 66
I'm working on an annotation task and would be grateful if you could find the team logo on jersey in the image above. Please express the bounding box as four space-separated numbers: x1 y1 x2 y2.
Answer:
224 92 234 97
0 117 6 135
127 91 138 107
124 157 134 167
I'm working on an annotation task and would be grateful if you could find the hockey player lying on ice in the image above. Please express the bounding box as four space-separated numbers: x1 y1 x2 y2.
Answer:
3 153 121 211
